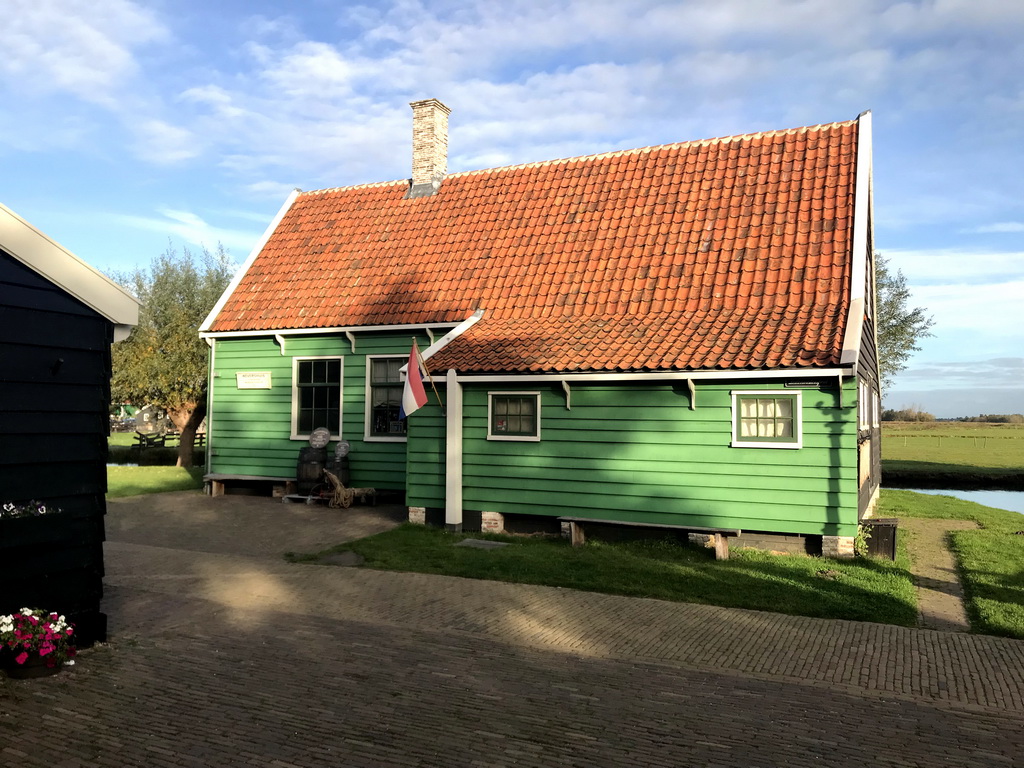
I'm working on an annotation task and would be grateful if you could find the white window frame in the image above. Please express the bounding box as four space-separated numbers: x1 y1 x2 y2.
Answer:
872 388 881 429
730 390 803 449
859 381 870 431
364 355 408 443
291 356 344 441
487 391 541 442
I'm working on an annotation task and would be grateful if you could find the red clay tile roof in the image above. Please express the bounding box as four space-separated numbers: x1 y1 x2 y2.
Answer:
209 118 860 373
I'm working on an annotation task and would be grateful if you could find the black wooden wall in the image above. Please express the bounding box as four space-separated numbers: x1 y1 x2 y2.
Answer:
0 250 113 645
857 247 883 518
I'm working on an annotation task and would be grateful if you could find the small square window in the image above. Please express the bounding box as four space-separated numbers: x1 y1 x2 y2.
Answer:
731 391 801 449
488 393 540 441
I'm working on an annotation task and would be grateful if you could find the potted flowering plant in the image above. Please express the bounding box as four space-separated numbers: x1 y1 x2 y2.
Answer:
1 500 62 519
0 608 76 679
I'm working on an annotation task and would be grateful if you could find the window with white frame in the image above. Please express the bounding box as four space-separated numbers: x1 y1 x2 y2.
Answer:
488 392 540 441
292 357 342 439
731 391 802 448
366 356 407 440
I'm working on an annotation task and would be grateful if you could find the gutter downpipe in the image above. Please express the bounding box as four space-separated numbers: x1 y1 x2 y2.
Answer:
205 337 215 478
445 369 463 532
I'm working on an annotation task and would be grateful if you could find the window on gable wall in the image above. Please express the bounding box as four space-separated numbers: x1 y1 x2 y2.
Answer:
731 391 802 449
367 357 407 439
292 357 342 438
859 381 870 431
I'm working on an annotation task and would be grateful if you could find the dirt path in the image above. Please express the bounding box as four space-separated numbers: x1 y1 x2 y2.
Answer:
899 517 980 632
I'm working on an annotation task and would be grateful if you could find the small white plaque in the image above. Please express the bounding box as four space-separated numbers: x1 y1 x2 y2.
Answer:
236 371 272 389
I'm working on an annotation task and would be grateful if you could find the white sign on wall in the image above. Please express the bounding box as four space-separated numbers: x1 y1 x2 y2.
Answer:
236 371 272 389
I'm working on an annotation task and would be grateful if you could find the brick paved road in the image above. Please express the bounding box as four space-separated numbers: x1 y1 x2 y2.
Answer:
2 492 1023 767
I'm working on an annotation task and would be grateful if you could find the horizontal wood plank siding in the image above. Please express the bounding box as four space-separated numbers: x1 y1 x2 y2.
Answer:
209 332 430 489
408 379 859 537
0 251 113 644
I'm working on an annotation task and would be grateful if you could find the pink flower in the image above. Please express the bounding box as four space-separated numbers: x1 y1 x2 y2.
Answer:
14 652 28 665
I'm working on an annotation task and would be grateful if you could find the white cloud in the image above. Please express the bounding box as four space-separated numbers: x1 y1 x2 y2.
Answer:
884 249 1024 284
113 207 261 254
964 222 1024 234
898 358 1023 387
131 120 202 165
3 0 166 106
913 280 1024 338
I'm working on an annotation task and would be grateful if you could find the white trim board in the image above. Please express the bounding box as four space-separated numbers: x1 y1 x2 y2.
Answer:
453 368 850 384
0 202 138 334
840 110 873 367
201 321 460 340
200 189 301 333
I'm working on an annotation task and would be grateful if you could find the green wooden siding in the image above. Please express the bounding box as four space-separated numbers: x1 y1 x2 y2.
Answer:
208 332 430 489
407 379 860 537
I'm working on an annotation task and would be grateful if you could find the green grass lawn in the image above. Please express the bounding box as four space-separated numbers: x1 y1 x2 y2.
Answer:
882 422 1024 479
108 431 138 447
881 489 1024 639
107 466 204 498
287 522 919 627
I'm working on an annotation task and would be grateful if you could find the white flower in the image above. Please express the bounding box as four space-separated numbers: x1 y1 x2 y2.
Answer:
20 607 34 616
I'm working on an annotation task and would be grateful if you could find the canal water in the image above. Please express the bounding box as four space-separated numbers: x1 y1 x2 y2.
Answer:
900 488 1024 515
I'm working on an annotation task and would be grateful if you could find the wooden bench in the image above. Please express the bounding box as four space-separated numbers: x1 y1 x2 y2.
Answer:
558 517 741 561
133 431 167 449
133 431 205 450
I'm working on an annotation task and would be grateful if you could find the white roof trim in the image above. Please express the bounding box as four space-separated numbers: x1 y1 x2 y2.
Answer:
200 320 460 340
200 188 301 333
399 309 484 375
840 110 872 366
0 202 139 328
420 309 484 360
453 368 850 383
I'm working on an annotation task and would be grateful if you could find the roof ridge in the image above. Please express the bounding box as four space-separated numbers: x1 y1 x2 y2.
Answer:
300 178 407 196
447 118 859 179
300 117 859 197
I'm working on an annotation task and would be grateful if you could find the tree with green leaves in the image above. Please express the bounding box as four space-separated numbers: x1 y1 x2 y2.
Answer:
875 252 934 391
111 244 234 467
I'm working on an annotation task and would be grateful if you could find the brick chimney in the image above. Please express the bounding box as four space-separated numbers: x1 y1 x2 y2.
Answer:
407 98 451 198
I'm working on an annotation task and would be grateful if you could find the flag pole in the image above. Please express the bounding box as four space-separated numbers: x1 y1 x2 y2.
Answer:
415 338 445 415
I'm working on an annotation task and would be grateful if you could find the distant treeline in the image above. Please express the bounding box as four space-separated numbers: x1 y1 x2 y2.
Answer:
882 407 936 422
882 408 1023 423
957 414 1024 424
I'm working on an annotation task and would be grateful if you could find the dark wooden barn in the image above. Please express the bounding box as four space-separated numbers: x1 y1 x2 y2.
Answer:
0 203 137 646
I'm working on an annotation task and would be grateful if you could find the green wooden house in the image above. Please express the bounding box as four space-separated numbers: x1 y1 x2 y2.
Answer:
200 99 881 557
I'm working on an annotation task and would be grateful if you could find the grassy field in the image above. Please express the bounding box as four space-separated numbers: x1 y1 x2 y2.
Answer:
881 489 1024 640
107 466 204 498
287 521 919 627
882 422 1024 483
108 431 138 447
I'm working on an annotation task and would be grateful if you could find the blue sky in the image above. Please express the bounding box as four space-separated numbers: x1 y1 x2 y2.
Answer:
3 0 1021 417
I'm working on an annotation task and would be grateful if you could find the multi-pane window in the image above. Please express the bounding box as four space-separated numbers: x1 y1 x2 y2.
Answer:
731 391 801 448
488 393 540 440
293 358 341 437
369 358 406 438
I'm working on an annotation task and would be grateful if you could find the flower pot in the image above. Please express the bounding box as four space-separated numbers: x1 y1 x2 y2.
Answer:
3 652 62 679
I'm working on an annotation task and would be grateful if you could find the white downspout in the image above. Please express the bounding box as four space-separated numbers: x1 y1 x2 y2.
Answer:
445 368 463 532
205 337 215 478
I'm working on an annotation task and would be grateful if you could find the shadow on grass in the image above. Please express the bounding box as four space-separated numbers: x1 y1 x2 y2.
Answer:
290 524 919 628
106 466 205 498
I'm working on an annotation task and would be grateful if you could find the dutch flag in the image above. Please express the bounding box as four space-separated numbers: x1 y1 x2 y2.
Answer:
399 340 429 419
